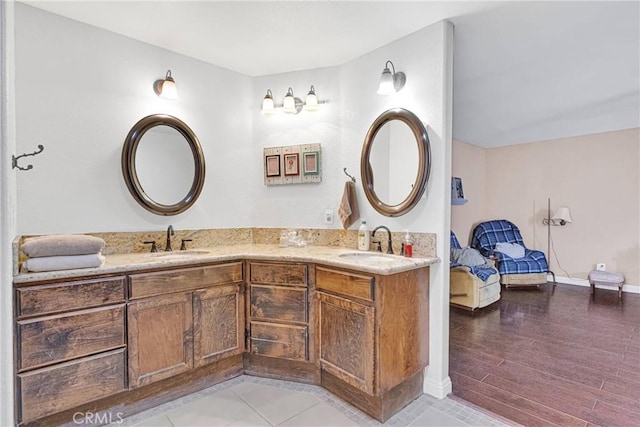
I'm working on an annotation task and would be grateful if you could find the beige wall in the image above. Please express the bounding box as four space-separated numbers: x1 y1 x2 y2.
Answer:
452 128 640 286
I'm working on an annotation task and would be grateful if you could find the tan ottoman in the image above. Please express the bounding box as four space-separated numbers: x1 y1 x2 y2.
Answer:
588 270 625 299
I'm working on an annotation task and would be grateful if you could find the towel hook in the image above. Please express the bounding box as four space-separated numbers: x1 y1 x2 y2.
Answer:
343 167 356 183
12 145 44 171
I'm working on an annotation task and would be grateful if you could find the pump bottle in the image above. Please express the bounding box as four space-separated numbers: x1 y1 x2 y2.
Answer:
358 220 370 251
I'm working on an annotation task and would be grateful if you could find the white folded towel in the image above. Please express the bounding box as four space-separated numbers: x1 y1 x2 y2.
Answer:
22 254 105 272
22 234 105 258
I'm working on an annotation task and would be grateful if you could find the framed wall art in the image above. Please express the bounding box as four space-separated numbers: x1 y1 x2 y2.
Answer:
266 155 281 177
303 151 320 176
284 153 299 176
264 143 322 186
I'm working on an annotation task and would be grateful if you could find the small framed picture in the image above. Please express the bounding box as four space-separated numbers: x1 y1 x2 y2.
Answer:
452 177 464 199
284 153 299 176
303 151 319 175
266 155 281 177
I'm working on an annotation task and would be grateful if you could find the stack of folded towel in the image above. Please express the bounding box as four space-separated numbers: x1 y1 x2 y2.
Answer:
22 234 106 272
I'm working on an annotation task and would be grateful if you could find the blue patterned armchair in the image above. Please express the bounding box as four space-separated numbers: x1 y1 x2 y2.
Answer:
450 231 500 310
470 220 549 288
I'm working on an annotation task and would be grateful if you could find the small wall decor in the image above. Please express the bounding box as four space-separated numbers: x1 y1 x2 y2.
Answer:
304 152 320 176
451 176 468 205
284 153 299 176
265 155 281 177
264 143 321 185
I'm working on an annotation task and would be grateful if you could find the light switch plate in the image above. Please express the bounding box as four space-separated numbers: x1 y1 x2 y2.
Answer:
596 263 606 271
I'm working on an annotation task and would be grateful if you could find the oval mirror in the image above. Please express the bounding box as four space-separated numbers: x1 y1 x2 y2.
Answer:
122 114 205 216
361 108 431 217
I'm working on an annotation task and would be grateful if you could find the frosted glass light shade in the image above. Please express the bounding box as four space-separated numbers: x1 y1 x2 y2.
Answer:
377 67 395 95
283 87 296 114
304 85 318 111
261 89 275 115
159 80 177 100
153 70 178 100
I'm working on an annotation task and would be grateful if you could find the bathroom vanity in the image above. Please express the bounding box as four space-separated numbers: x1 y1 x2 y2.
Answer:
13 245 436 426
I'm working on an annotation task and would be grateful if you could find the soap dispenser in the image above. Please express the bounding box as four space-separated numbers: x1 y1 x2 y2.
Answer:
403 230 413 258
358 220 370 251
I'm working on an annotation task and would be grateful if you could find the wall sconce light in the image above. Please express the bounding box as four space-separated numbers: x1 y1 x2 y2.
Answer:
282 87 302 114
543 198 572 277
261 89 275 115
153 70 178 100
377 60 406 95
304 85 318 111
261 85 322 115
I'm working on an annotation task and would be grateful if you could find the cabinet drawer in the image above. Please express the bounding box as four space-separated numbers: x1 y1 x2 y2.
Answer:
249 262 307 286
17 304 126 372
250 284 307 323
250 321 307 361
17 348 126 423
129 262 243 299
16 276 126 318
316 267 374 302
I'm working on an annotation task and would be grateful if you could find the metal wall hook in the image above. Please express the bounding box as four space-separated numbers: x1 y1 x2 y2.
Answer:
343 167 356 183
12 145 44 171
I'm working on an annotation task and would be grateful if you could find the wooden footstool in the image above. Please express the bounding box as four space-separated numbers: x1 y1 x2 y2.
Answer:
588 270 625 299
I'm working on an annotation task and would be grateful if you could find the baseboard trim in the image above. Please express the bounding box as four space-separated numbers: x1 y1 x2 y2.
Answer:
548 274 640 294
422 374 452 398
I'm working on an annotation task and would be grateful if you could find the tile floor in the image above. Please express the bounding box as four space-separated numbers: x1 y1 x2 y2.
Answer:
111 376 512 427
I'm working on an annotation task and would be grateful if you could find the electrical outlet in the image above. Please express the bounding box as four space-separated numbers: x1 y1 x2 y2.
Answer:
324 209 334 225
596 263 606 271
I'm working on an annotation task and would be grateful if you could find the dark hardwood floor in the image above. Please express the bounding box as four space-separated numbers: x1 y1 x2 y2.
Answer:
450 282 640 427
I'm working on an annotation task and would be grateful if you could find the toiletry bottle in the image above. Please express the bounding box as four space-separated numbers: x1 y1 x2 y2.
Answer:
403 230 413 258
358 220 370 251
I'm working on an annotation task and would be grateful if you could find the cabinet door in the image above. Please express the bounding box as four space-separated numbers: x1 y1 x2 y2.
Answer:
317 292 375 394
128 292 193 388
193 284 245 367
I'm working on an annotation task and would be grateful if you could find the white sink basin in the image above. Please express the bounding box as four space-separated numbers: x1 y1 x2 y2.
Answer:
338 252 397 262
150 250 211 259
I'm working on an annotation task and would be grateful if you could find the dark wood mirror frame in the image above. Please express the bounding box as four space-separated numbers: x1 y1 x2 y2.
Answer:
122 114 205 216
361 108 431 217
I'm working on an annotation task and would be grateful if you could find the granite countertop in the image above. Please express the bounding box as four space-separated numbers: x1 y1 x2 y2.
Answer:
14 244 440 284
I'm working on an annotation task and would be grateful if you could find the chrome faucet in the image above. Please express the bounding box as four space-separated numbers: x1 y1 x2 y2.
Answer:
372 225 393 254
165 225 175 251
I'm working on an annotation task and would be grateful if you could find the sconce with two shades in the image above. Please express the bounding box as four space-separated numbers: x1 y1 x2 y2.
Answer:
542 198 573 278
153 70 178 100
261 86 320 115
377 60 406 95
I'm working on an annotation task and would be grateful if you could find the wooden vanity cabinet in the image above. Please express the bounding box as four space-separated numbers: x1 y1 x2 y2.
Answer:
127 262 244 388
14 276 127 424
13 254 431 426
245 261 318 382
315 265 430 422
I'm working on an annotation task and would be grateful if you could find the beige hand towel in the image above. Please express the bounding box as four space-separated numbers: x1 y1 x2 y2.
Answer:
338 181 360 229
22 234 105 257
22 253 105 272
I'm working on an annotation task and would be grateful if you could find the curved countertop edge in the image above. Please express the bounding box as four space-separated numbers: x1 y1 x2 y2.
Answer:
14 244 440 284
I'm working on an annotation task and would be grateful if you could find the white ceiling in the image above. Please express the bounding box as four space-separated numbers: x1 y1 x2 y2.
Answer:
22 1 640 147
